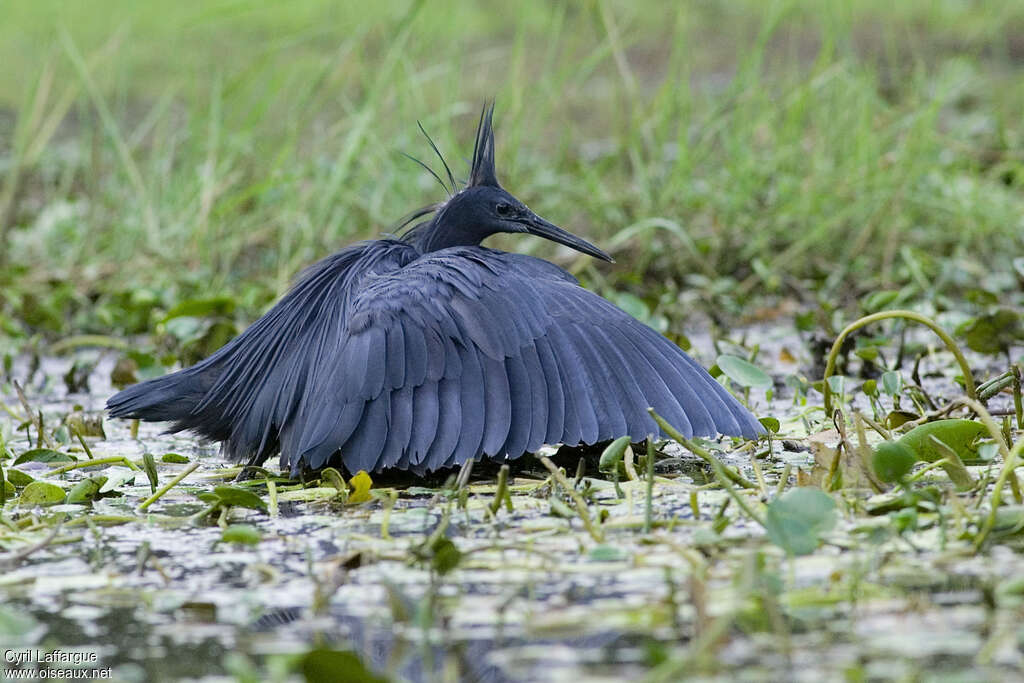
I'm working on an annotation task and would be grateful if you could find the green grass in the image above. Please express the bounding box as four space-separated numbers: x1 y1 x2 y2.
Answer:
1 0 1023 345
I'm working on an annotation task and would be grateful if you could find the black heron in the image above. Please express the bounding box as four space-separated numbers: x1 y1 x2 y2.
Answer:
108 105 763 476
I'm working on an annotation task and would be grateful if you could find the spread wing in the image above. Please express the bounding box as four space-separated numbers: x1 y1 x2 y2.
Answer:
287 246 763 475
107 240 421 466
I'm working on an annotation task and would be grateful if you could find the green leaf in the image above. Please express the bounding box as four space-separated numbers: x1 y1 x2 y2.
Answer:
319 467 346 493
758 417 780 434
880 371 902 396
19 481 67 506
764 488 837 556
976 442 1000 463
588 545 628 562
297 649 387 683
992 506 1024 538
958 309 1024 355
861 290 900 312
0 605 42 645
99 467 137 493
347 471 373 504
67 476 108 504
163 316 205 341
854 347 879 362
211 486 267 512
13 448 74 465
826 375 846 395
716 355 772 388
429 537 463 575
897 419 986 464
614 292 650 319
221 524 262 545
885 410 919 429
142 452 159 493
598 436 631 473
5 468 35 487
161 453 190 464
162 296 236 321
872 441 918 483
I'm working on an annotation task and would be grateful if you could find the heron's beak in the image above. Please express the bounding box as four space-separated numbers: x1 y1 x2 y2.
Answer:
520 212 614 262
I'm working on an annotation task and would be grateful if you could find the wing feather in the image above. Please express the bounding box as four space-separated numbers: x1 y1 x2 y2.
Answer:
112 240 762 475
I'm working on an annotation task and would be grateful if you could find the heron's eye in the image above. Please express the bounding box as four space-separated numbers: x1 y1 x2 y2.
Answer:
496 202 512 216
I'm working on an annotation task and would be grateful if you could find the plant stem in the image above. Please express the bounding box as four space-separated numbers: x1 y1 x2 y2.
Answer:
649 409 758 489
537 455 603 542
139 462 200 511
823 310 977 415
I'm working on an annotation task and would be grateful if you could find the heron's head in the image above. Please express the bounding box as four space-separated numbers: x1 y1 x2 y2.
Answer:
406 105 612 262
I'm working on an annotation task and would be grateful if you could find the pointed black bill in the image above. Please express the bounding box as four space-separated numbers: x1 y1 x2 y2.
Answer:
522 212 613 262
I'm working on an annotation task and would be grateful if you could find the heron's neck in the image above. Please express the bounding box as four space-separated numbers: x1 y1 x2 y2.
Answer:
409 216 487 254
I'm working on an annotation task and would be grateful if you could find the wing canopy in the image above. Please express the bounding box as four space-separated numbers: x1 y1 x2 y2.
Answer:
286 246 763 474
112 241 763 475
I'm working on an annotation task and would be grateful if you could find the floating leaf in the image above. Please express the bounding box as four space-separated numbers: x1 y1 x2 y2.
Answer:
872 442 918 483
348 471 373 504
885 410 919 429
14 448 74 465
67 475 108 504
19 481 67 506
588 545 628 562
298 648 387 683
65 411 105 438
764 488 837 556
222 524 262 545
99 467 137 493
5 468 35 487
716 355 772 388
161 453 190 464
212 486 268 512
897 420 986 464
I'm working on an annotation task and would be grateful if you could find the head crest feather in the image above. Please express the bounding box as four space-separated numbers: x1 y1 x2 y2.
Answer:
467 102 499 188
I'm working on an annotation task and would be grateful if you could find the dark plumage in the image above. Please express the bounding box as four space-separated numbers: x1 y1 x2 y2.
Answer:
107 105 763 476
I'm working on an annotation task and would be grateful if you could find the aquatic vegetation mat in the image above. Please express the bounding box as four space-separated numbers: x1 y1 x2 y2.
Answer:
2 314 1022 682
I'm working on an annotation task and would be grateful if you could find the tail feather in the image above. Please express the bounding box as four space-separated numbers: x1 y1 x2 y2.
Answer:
106 366 229 440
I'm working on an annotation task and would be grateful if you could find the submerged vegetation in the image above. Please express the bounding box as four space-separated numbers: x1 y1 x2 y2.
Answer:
2 0 1024 681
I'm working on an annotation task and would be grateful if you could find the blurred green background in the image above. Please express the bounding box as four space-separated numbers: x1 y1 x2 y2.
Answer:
1 0 1022 351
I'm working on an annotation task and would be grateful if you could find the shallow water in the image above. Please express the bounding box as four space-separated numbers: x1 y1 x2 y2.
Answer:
2 324 1022 682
